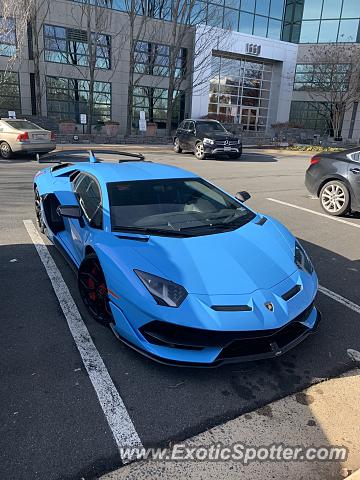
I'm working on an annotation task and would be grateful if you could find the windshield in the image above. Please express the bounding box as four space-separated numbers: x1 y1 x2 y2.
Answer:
4 120 43 130
108 178 255 237
196 122 227 134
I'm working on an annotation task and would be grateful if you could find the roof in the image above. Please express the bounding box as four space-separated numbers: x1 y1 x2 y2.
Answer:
75 161 197 183
184 119 220 123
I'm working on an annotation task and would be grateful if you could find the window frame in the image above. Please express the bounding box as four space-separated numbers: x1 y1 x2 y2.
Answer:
72 172 104 229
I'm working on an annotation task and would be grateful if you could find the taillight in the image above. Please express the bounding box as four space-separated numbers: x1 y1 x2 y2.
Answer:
310 155 321 165
51 131 56 141
16 131 29 142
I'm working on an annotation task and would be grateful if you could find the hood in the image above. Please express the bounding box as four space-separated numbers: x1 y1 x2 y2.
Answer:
200 131 239 141
133 218 297 295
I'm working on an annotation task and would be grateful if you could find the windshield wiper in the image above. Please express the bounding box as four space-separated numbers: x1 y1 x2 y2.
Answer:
112 225 190 237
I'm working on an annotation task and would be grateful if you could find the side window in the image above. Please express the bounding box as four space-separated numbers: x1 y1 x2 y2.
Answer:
349 151 360 162
182 121 190 131
188 121 195 132
74 174 103 228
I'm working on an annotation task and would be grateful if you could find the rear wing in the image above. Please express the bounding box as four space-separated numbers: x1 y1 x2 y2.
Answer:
37 149 145 164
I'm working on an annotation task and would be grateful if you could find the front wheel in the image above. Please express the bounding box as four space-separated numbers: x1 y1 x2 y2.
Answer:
0 142 12 159
34 188 45 234
78 253 114 325
195 142 206 160
319 180 350 216
174 137 182 153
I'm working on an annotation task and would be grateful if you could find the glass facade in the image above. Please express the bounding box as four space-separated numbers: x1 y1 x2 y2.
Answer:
71 0 285 39
283 0 360 43
0 72 20 115
134 41 187 78
132 86 185 129
293 63 350 91
289 101 331 131
46 76 111 122
0 18 16 57
43 25 111 69
208 54 272 130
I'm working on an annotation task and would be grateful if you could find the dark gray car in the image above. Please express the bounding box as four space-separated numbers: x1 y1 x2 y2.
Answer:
305 147 360 216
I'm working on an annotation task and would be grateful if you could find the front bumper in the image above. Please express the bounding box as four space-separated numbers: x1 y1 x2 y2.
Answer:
204 145 242 155
139 304 321 366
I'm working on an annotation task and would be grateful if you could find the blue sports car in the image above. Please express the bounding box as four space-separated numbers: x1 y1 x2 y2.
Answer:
34 150 320 366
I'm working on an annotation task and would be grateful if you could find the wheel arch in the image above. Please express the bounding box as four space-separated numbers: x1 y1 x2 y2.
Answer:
317 176 357 210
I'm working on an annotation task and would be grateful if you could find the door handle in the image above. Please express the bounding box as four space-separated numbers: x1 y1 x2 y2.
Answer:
350 168 360 174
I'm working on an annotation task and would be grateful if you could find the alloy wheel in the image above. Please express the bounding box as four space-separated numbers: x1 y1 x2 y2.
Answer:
321 184 346 213
78 257 113 324
195 142 205 159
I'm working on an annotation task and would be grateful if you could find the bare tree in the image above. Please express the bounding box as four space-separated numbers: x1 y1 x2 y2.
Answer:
29 0 51 115
0 0 35 80
159 1 231 135
301 44 360 139
121 0 159 135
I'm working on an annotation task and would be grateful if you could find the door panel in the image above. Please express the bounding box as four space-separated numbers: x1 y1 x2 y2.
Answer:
347 153 360 206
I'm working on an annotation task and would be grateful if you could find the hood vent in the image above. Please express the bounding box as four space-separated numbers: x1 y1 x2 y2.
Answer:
282 284 301 301
211 305 252 312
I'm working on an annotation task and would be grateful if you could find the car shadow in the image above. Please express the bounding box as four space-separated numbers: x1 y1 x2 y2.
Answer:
179 151 277 163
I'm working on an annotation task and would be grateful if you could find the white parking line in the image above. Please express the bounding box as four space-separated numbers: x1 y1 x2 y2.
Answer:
267 198 360 229
318 285 360 315
23 219 142 463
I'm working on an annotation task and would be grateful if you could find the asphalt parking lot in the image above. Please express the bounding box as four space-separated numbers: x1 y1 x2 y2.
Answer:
0 147 359 480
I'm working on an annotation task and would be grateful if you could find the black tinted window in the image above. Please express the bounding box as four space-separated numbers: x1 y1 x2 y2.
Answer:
74 174 102 228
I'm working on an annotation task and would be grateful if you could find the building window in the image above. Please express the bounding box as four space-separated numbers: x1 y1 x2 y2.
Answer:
293 63 350 91
44 25 111 69
0 71 20 115
69 0 284 38
46 76 111 123
134 41 186 78
289 101 332 131
208 54 272 131
0 18 16 57
295 0 360 44
132 86 185 129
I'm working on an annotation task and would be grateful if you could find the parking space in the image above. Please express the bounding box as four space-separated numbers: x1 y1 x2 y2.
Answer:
0 148 359 480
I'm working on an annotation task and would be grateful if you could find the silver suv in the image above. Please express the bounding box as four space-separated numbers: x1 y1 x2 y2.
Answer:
0 118 56 159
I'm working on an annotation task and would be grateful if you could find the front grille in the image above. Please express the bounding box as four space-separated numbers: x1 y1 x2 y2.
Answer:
217 322 308 359
140 302 315 350
214 140 239 147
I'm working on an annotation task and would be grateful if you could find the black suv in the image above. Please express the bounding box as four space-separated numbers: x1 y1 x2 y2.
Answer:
174 119 242 160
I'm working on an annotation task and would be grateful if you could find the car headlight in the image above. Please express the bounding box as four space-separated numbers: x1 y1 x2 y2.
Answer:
203 137 215 145
295 240 314 274
134 270 187 307
238 139 242 145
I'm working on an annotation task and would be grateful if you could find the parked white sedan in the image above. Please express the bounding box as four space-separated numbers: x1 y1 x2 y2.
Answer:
0 118 56 159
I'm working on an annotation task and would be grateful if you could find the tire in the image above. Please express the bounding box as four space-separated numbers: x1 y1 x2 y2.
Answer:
174 137 182 153
195 141 206 160
78 253 114 325
34 187 45 234
0 141 12 159
319 180 350 216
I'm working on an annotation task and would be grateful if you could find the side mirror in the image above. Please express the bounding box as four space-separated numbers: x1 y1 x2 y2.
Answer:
57 205 82 219
235 191 251 202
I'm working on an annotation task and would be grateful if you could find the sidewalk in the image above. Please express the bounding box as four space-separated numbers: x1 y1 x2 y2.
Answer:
101 369 360 480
